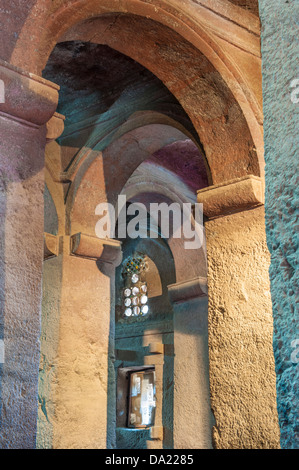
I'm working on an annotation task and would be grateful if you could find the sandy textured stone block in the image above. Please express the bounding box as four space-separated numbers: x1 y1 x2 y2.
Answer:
168 277 208 303
148 343 164 355
70 233 122 266
205 206 280 448
144 355 164 366
197 175 264 219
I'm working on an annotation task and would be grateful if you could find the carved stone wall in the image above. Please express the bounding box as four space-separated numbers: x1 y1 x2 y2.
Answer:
260 0 299 449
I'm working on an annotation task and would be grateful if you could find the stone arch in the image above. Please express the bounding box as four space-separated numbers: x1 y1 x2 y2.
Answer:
68 123 206 235
10 0 263 183
122 190 207 283
119 154 208 281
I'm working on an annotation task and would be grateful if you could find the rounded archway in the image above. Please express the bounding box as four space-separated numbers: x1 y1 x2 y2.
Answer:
9 1 263 182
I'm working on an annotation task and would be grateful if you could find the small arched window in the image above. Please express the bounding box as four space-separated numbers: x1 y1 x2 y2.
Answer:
121 254 149 318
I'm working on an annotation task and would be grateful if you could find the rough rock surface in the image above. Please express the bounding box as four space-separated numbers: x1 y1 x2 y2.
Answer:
260 0 299 449
0 118 46 448
206 207 281 448
228 0 259 15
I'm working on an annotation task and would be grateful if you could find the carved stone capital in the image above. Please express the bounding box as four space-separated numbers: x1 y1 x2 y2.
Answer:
0 60 59 128
46 112 65 141
168 277 208 304
70 233 122 266
197 175 264 219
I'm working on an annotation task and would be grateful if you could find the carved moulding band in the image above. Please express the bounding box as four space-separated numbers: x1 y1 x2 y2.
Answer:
0 59 59 127
197 175 264 219
70 232 122 266
44 233 59 260
168 277 208 304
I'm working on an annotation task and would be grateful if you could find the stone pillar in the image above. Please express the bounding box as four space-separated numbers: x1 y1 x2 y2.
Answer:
51 234 122 449
0 60 59 448
197 176 281 449
36 115 65 450
168 278 213 449
37 233 62 449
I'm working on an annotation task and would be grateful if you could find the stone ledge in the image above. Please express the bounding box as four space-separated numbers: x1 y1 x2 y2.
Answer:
150 426 164 441
197 175 264 219
0 59 59 127
168 277 208 304
44 233 59 260
148 343 164 355
70 232 122 266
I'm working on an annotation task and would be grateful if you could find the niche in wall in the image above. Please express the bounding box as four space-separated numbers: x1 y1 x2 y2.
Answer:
116 366 156 429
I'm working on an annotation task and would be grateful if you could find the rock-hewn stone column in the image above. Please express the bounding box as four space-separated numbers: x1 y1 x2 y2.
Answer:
36 115 65 450
0 60 59 448
197 176 281 449
51 234 122 449
168 278 213 449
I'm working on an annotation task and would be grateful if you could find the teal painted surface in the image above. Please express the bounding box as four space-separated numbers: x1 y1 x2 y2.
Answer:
260 0 299 449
